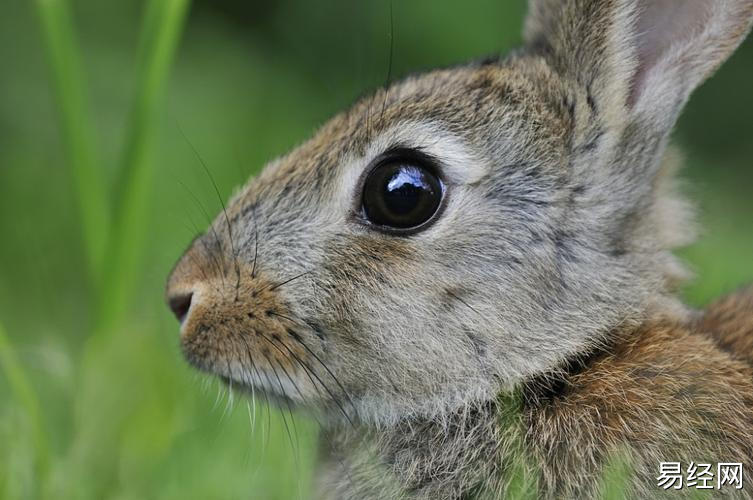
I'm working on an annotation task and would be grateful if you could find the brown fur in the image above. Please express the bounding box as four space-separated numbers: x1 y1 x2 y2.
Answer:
526 313 753 498
317 303 753 499
699 286 753 368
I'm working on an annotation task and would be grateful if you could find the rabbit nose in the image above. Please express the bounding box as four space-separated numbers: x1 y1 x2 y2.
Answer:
168 292 193 324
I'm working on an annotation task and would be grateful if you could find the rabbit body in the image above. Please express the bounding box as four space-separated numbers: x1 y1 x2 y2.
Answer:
316 287 753 499
166 0 753 497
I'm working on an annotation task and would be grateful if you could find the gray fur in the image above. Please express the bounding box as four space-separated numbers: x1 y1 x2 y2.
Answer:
166 0 753 497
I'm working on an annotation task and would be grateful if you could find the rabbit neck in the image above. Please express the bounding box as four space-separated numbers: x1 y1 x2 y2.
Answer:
314 325 637 499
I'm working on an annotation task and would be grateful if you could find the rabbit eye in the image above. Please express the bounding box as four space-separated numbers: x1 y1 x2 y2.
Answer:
361 155 444 232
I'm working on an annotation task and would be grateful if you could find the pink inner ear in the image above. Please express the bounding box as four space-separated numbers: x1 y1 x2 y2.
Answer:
631 0 712 106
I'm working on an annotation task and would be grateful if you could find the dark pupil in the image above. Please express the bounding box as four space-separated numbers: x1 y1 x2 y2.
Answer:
363 162 442 229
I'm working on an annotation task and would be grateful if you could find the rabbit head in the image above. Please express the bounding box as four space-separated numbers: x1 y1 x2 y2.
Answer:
166 0 753 424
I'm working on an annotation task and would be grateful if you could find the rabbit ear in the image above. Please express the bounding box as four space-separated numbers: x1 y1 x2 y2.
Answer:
525 0 753 130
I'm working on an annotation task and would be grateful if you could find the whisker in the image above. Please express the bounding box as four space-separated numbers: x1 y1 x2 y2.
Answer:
183 242 216 291
267 311 298 323
246 399 256 436
199 373 211 395
249 204 260 279
446 290 482 316
269 311 358 415
179 223 212 284
268 358 301 452
236 331 272 456
262 333 325 399
261 360 300 469
266 347 308 406
177 178 227 283
177 124 238 285
265 271 312 292
380 0 395 121
224 384 235 420
237 331 360 492
211 377 223 413
262 330 355 427
261 345 344 500
261 334 331 409
220 352 236 422
286 327 359 418
273 348 362 493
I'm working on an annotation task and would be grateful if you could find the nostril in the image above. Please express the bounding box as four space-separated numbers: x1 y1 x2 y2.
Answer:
168 292 193 323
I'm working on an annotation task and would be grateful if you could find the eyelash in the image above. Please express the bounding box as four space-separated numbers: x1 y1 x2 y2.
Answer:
357 145 443 194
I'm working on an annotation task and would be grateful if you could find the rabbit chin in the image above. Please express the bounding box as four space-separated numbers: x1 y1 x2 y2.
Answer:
218 375 300 410
351 382 505 428
201 339 506 426
216 363 498 426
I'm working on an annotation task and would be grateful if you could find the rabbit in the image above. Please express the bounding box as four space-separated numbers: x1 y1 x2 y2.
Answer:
165 0 753 498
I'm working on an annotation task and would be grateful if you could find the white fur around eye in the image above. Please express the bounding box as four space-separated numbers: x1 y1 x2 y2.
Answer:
337 120 489 214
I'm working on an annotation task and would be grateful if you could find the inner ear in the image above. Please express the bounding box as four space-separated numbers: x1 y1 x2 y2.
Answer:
631 0 713 106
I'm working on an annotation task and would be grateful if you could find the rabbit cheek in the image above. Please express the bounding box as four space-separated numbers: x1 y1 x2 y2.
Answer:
322 235 418 287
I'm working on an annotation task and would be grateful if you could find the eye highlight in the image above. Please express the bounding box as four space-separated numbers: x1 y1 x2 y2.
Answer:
361 152 444 233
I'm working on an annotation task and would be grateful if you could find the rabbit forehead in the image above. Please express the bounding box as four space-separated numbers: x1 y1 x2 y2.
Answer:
230 58 569 212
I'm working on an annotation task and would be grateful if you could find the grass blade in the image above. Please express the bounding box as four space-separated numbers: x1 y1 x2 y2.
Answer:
96 0 191 332
50 2 192 496
34 0 108 284
0 320 49 492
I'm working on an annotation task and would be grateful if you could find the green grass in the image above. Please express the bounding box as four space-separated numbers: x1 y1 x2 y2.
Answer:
0 1 751 499
33 0 108 283
96 0 190 333
15 0 194 497
0 319 49 492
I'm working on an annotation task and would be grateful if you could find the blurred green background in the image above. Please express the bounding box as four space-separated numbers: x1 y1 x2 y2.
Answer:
0 0 751 498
